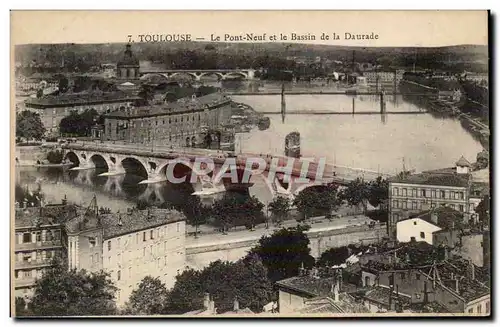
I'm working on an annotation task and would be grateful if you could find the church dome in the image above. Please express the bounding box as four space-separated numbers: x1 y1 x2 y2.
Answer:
117 44 139 67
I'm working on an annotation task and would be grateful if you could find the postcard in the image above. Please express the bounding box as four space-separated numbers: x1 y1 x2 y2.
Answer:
10 10 490 318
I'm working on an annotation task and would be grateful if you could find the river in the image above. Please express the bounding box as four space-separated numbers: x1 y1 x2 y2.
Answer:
15 83 483 214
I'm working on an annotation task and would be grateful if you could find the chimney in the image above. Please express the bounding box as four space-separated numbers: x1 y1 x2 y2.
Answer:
455 279 459 293
430 211 438 226
209 300 216 314
118 214 123 226
470 260 475 280
233 297 240 312
332 280 340 302
423 281 429 304
62 195 67 205
444 247 449 260
203 293 210 310
389 285 395 311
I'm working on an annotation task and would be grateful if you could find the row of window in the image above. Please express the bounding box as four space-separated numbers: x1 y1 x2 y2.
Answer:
19 230 61 244
107 240 183 266
106 223 181 252
392 200 465 212
392 187 465 200
16 249 54 264
15 268 46 279
467 301 490 314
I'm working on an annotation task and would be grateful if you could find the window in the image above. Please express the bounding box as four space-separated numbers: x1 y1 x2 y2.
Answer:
36 232 41 242
117 270 121 281
108 241 111 251
402 188 407 196
413 221 417 225
460 192 465 200
468 308 474 313
400 272 405 280
388 274 394 286
486 301 490 314
89 237 96 248
393 200 399 208
421 189 427 197
412 202 417 210
440 190 446 198
459 204 464 212
150 230 154 240
431 190 436 198
23 233 31 243
477 305 482 313
117 238 121 248
176 223 180 232
394 188 399 196
403 201 408 209
420 232 425 239
364 276 371 286
416 273 421 280
143 232 146 242
136 233 139 244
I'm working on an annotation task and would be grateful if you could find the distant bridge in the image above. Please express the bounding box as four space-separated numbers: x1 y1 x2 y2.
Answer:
140 69 256 81
227 91 432 96
257 110 427 115
61 142 391 199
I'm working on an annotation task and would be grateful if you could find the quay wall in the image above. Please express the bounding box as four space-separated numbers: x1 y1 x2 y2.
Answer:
185 224 387 270
15 145 49 166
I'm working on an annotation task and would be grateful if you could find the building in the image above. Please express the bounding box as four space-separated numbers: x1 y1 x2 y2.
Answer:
116 44 140 80
358 248 490 314
102 92 232 147
276 267 369 314
184 294 255 316
24 91 141 135
397 207 466 245
388 157 474 239
64 203 187 307
13 202 79 300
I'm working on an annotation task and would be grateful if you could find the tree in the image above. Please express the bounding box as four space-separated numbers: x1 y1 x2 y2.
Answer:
367 176 389 208
46 149 64 164
267 196 291 226
16 110 45 140
59 109 99 136
124 276 168 315
317 247 350 267
15 297 32 316
293 184 341 220
211 193 264 232
475 195 490 229
29 264 117 316
137 84 156 106
248 225 315 282
164 256 273 314
339 178 370 212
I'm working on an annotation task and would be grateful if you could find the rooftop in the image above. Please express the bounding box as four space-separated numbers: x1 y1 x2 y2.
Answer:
276 275 337 298
361 285 412 309
456 156 472 167
65 207 186 240
24 91 141 107
104 92 231 119
15 204 81 229
389 168 470 187
405 206 466 230
298 295 370 314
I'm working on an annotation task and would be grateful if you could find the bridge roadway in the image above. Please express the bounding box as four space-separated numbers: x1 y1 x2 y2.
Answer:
227 91 431 96
62 141 391 187
257 110 427 115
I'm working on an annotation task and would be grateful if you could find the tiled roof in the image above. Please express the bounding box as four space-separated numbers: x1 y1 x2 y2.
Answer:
362 285 412 308
104 93 230 119
65 207 185 240
25 91 141 107
276 276 337 298
15 204 81 229
404 206 465 230
299 294 370 314
456 156 472 167
389 169 470 187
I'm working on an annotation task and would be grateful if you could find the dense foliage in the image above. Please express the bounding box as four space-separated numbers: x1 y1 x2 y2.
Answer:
267 196 291 226
211 193 265 232
59 109 101 137
124 276 168 315
16 110 45 140
248 225 315 282
293 184 341 219
46 149 65 164
29 264 117 316
164 255 273 314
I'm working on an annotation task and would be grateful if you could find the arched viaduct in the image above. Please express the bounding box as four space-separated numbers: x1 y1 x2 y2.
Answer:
139 69 256 82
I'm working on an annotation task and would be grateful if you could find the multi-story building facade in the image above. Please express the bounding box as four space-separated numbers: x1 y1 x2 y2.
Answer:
24 92 141 135
103 92 232 147
65 206 187 307
13 203 79 300
388 157 473 238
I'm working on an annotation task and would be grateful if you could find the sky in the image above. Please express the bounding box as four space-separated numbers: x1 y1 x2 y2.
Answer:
11 10 488 47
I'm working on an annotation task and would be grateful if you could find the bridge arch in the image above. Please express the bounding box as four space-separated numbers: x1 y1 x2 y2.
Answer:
89 154 109 171
199 72 224 81
121 157 149 179
223 72 247 80
139 73 170 84
169 72 197 81
64 151 81 166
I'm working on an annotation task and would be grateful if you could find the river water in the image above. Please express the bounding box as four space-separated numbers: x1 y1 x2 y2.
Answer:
16 82 483 214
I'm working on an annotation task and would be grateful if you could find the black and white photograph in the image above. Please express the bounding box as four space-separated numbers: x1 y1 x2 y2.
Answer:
10 10 491 317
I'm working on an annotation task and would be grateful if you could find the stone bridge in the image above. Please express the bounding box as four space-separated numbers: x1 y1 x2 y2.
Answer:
61 142 391 199
140 69 256 82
